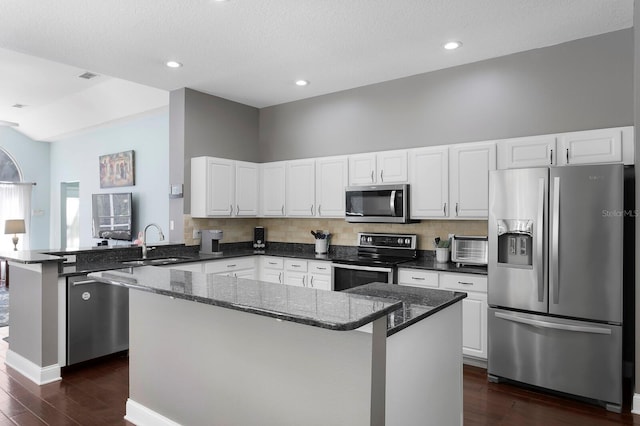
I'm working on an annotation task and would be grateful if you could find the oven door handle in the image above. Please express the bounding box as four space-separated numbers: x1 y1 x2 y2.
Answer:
332 263 393 273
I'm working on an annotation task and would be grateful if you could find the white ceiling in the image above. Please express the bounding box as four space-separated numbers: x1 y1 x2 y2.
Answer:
0 0 634 142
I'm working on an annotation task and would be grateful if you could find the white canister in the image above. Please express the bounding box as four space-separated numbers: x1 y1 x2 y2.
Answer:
436 247 450 263
315 239 328 254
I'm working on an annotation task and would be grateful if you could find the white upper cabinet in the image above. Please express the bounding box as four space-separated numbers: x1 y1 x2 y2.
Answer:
286 159 316 217
315 156 348 218
376 150 408 183
235 161 258 216
449 142 496 218
348 150 407 185
409 147 449 218
191 157 235 217
348 153 377 185
261 162 287 216
558 127 631 165
497 135 557 169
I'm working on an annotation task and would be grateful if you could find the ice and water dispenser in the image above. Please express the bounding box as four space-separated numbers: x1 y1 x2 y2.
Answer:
496 219 533 267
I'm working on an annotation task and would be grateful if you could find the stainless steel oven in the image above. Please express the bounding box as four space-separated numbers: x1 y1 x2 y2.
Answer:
332 232 417 291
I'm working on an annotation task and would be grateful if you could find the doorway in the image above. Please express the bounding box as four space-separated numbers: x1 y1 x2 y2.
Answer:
61 182 80 250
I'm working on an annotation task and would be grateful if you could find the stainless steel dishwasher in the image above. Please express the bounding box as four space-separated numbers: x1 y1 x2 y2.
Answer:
67 274 129 365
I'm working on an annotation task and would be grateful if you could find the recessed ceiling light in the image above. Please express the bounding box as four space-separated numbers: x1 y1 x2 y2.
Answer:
443 41 462 50
295 80 309 87
166 61 183 68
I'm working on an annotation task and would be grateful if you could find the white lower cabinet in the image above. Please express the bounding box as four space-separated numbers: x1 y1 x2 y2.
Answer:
203 257 257 280
283 259 332 290
260 256 284 284
399 268 488 361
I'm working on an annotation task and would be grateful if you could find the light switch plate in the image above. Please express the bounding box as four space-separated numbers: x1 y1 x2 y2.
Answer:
193 229 201 239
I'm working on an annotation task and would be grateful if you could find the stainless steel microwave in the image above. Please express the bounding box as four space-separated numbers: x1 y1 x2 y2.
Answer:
345 184 411 223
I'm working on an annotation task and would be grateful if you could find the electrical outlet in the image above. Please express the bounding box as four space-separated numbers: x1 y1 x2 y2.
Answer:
193 229 201 239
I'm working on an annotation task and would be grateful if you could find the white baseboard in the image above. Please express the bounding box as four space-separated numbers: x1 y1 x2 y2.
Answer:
5 350 61 385
125 399 182 426
632 393 640 414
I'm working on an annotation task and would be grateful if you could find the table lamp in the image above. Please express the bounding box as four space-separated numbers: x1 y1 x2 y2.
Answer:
5 219 25 251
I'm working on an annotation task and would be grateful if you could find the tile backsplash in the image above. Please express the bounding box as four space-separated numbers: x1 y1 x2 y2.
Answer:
185 215 487 251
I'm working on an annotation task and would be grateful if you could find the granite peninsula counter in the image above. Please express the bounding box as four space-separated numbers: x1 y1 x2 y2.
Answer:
89 266 466 426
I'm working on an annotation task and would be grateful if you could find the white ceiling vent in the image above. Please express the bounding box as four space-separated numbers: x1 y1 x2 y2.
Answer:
78 71 98 80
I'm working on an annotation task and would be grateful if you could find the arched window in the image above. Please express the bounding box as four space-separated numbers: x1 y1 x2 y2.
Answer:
0 148 22 182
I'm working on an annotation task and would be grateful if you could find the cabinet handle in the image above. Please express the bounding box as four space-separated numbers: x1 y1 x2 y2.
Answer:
550 149 553 165
278 272 282 283
291 264 301 268
281 205 285 215
443 203 447 216
310 276 314 287
411 276 426 281
227 264 237 268
370 170 374 183
316 267 327 270
458 281 473 286
455 202 459 216
566 148 569 164
229 204 233 214
302 275 306 286
318 205 322 216
380 170 384 182
268 261 277 265
236 205 240 215
310 204 314 215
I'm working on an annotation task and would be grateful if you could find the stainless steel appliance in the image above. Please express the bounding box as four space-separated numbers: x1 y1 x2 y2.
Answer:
487 164 630 412
201 229 223 254
451 235 488 267
332 232 417 291
345 184 411 223
67 274 129 365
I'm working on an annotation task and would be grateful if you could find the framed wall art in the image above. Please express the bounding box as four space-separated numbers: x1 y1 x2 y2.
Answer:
99 150 135 188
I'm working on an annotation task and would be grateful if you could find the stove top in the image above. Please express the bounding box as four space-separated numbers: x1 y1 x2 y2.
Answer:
332 232 418 268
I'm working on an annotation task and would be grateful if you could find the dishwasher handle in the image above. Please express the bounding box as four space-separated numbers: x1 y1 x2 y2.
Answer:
71 279 99 287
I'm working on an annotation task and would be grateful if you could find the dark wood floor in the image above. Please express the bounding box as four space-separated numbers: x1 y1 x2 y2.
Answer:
0 325 637 425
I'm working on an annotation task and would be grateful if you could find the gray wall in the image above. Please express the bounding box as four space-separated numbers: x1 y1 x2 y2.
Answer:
169 89 186 242
259 29 634 162
178 88 260 213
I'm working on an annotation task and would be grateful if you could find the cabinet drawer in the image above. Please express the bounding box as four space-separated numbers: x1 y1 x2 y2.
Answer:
397 268 439 288
204 257 256 273
285 259 308 272
440 273 487 293
261 256 284 269
308 261 331 275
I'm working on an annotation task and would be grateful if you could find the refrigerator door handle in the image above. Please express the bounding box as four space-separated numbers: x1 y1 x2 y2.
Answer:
551 176 560 304
494 312 612 335
535 178 545 302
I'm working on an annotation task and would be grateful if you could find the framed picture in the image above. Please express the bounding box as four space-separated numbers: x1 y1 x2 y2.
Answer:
99 150 135 188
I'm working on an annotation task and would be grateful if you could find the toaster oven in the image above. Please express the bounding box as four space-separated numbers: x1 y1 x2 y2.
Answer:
451 235 488 266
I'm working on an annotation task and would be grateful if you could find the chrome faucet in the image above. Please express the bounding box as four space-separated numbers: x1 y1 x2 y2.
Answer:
142 223 165 259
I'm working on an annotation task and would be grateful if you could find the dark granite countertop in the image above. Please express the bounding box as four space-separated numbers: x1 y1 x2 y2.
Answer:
345 282 467 336
88 267 402 332
401 257 488 275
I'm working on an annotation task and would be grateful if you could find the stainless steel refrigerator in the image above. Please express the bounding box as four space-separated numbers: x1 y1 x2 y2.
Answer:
487 164 628 412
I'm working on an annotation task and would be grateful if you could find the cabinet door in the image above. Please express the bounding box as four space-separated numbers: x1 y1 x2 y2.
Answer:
377 150 408 183
261 162 286 216
408 147 449 218
559 128 623 165
286 160 316 217
449 142 496 218
461 292 488 360
206 158 235 216
397 268 439 288
309 273 332 291
261 269 283 284
497 135 556 169
234 269 256 280
348 153 377 185
315 157 348 218
284 271 306 287
235 161 258 216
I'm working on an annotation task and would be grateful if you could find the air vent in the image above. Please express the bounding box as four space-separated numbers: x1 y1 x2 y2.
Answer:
78 72 98 80
11 104 27 109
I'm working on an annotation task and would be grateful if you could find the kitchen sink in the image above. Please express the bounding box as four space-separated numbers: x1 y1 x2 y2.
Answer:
120 256 194 266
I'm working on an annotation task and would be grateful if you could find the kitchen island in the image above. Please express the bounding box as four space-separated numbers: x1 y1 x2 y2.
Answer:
91 266 466 426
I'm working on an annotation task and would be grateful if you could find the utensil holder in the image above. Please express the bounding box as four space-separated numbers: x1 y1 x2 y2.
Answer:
315 239 328 254
436 247 450 263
